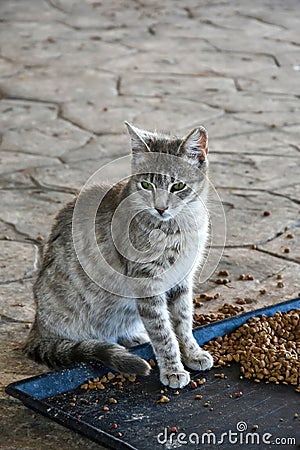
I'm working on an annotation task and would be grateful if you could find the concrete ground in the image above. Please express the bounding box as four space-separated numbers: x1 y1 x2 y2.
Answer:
0 0 299 449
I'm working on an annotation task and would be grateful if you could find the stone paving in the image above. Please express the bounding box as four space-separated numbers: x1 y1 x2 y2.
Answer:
0 0 299 448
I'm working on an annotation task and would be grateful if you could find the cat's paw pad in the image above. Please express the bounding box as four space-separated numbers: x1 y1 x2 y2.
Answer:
183 349 214 371
160 369 190 388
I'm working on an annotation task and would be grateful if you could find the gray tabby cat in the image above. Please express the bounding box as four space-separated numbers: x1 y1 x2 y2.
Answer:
24 122 213 388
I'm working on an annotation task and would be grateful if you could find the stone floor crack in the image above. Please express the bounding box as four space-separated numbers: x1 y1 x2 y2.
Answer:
44 0 67 14
236 12 287 30
255 247 300 265
29 175 78 195
0 218 41 245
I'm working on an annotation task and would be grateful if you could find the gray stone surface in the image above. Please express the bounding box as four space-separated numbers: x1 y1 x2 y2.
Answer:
0 0 299 448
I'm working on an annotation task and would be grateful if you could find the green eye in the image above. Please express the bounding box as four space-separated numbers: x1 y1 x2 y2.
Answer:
141 181 153 190
171 182 186 192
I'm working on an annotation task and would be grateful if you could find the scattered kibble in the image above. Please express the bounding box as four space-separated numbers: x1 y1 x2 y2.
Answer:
252 424 259 430
235 391 243 398
149 359 156 367
197 378 207 385
112 423 118 429
170 427 178 433
190 381 198 389
203 402 210 407
277 274 283 279
195 394 203 400
174 391 180 395
214 373 226 379
294 413 299 418
194 304 244 327
103 406 109 411
116 432 122 438
109 397 118 404
259 289 266 295
263 211 271 216
215 278 230 285
277 281 284 288
239 273 254 281
286 233 294 239
283 247 290 253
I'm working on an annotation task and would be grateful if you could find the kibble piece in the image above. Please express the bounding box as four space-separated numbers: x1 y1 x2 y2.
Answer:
195 394 203 400
128 375 136 382
157 395 170 403
283 247 290 253
109 397 118 404
149 359 156 367
107 372 115 380
218 270 229 276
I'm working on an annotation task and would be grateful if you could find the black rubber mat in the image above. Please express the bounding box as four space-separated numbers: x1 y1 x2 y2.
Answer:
6 298 300 450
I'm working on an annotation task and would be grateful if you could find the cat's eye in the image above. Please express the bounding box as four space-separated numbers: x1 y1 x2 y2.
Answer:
140 181 154 190
171 182 186 192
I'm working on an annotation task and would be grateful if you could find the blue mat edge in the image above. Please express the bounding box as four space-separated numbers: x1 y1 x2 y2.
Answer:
6 296 300 401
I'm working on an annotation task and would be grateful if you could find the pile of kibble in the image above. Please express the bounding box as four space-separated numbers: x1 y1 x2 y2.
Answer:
193 303 244 327
203 309 300 391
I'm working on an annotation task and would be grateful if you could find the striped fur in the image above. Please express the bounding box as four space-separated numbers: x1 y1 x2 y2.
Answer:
24 124 213 388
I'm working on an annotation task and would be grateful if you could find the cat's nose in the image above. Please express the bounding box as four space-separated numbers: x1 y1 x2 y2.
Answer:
156 207 168 216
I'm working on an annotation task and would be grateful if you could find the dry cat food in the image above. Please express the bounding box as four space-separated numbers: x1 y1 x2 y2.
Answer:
193 303 244 327
80 372 137 391
203 310 300 389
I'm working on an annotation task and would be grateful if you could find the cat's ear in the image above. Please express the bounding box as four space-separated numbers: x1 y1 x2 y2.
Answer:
124 122 152 153
179 126 208 164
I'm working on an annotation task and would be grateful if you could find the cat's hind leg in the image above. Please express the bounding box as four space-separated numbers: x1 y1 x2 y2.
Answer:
118 329 150 348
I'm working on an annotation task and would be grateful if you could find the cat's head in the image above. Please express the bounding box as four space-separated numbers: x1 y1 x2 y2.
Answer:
125 122 209 221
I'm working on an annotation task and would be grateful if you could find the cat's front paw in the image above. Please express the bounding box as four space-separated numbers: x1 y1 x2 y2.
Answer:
160 369 190 388
183 349 214 371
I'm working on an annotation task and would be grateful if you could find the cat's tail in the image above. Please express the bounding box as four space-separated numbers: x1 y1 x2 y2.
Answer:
24 332 151 376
